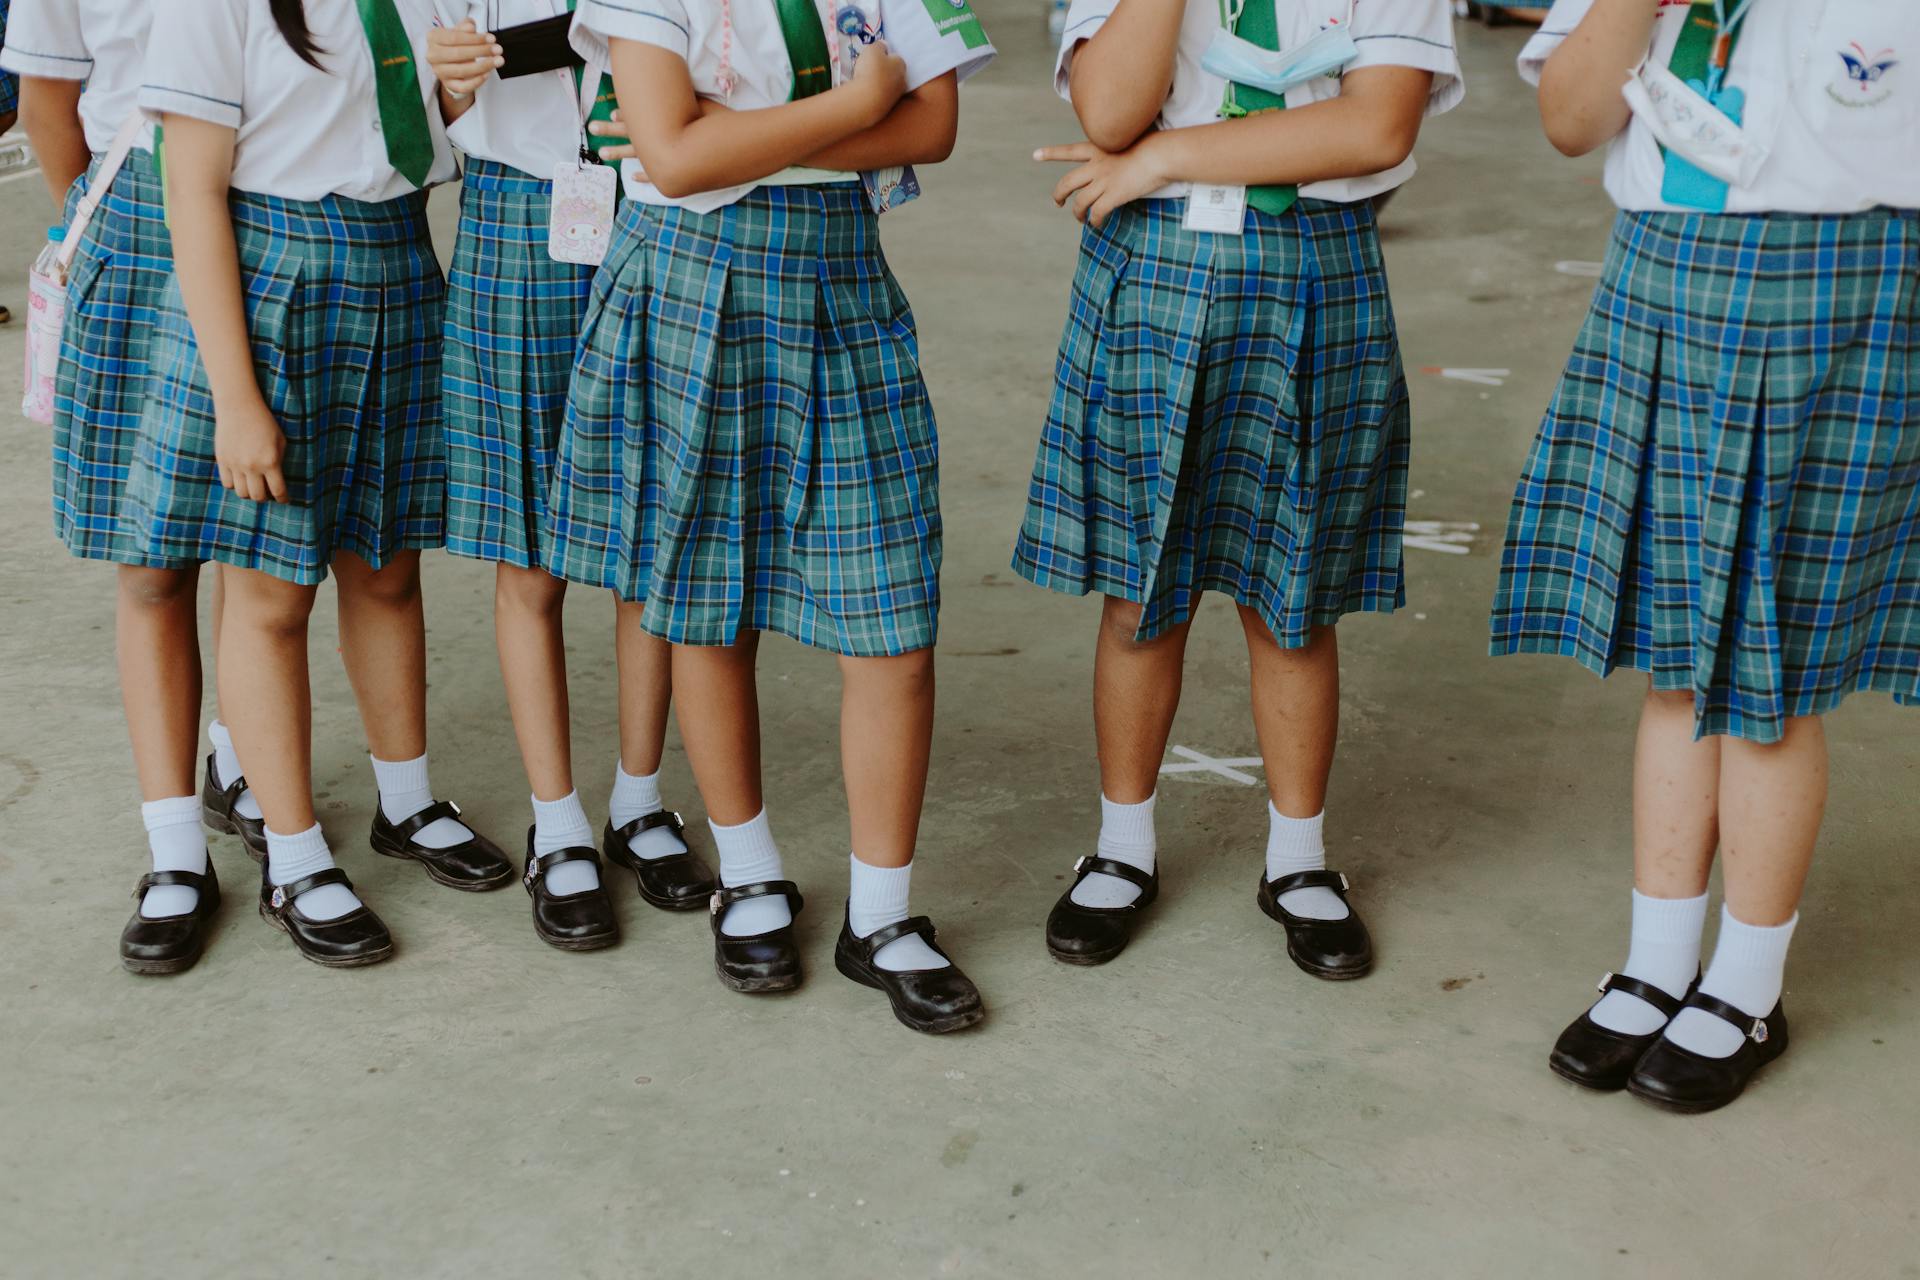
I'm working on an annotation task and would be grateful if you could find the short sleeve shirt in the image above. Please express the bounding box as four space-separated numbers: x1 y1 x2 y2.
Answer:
0 0 155 152
1520 0 1920 213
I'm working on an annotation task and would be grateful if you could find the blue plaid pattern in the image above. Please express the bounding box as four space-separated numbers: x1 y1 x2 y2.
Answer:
444 158 595 568
126 191 447 584
0 1 15 119
1013 198 1410 644
49 158 188 567
546 185 941 657
1491 209 1920 743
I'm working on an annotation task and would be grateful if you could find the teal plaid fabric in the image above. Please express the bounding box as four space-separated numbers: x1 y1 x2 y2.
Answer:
545 184 941 657
444 159 595 568
1491 209 1920 743
1013 198 1410 644
50 158 189 567
127 190 447 584
0 1 15 118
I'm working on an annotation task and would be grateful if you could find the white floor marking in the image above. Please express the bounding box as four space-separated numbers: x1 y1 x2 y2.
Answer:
1160 746 1264 786
1555 260 1605 277
1405 520 1481 555
1420 366 1511 387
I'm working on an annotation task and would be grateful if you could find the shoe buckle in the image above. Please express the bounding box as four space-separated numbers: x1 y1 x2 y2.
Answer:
670 810 684 829
449 800 463 817
269 886 288 911
709 890 723 917
1337 872 1350 892
1073 855 1088 874
1596 970 1615 995
523 863 538 889
1750 1019 1769 1045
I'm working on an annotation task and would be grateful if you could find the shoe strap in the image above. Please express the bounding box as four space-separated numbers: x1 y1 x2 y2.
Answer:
610 810 686 845
1072 856 1155 892
134 868 210 897
208 751 249 816
267 867 353 914
1679 990 1775 1045
1595 971 1684 1019
854 914 938 958
1265 869 1350 897
391 799 463 843
524 845 602 888
709 879 804 919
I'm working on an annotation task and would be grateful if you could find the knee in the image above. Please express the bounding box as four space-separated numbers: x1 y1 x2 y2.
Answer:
497 564 566 618
1645 686 1694 714
118 565 198 611
338 553 422 609
1099 596 1150 646
226 577 315 639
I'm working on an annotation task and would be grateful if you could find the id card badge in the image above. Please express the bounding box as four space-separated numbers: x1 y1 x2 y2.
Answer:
1183 183 1248 235
864 165 922 214
549 160 618 265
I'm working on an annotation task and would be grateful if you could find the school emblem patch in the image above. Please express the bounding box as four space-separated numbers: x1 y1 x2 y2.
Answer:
1827 42 1898 108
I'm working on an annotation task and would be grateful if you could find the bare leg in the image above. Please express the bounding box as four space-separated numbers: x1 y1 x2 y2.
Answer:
333 550 428 763
838 649 935 868
1240 613 1339 819
217 567 320 834
671 633 763 826
496 563 573 801
615 601 674 778
1093 597 1192 805
117 565 204 802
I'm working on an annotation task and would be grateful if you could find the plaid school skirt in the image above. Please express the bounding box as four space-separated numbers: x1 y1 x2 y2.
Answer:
126 190 448 585
1012 198 1410 644
444 158 595 568
546 184 941 657
1491 209 1920 743
50 157 187 567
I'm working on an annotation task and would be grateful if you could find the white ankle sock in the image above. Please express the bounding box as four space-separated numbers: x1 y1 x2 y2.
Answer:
1664 908 1797 1058
140 796 209 918
531 790 601 896
609 762 688 860
371 753 471 849
1071 794 1156 908
848 854 949 971
1588 889 1708 1035
1265 806 1348 921
208 719 261 821
266 824 362 921
711 810 791 937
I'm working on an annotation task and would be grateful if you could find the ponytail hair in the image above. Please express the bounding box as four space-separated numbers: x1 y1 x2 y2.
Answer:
270 0 324 68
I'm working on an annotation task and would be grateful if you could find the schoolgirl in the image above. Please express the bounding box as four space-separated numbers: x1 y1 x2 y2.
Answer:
2 0 269 974
126 0 513 967
1495 0 1919 1113
552 0 994 1032
423 0 713 951
1017 0 1460 976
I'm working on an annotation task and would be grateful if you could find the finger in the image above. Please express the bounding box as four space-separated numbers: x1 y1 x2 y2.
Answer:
1072 185 1099 224
233 470 257 503
608 109 624 124
598 146 638 164
265 465 289 504
442 57 499 79
1051 166 1093 208
1088 191 1120 230
217 462 236 492
447 73 492 95
1034 143 1097 165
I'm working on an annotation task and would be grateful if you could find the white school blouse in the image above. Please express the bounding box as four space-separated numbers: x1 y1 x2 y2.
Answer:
1054 0 1464 204
141 0 458 203
1521 0 1920 213
0 0 155 153
433 0 601 176
571 0 997 212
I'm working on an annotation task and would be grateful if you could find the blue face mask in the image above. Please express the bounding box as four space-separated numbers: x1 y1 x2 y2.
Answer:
1201 15 1359 98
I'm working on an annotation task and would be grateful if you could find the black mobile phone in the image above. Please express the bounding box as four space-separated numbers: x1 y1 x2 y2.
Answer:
493 12 583 79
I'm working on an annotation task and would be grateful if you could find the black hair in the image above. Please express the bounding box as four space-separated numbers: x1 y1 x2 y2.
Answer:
270 0 324 68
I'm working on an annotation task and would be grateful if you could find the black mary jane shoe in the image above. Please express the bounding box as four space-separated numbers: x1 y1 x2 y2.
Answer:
603 812 716 912
1549 971 1689 1091
1045 856 1160 966
120 863 223 975
259 863 394 968
709 881 806 994
1628 992 1789 1115
1256 869 1374 980
201 751 268 863
523 834 620 952
834 909 984 1035
370 799 515 892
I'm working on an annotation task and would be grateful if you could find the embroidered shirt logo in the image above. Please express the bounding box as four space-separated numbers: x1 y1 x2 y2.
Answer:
1827 42 1898 108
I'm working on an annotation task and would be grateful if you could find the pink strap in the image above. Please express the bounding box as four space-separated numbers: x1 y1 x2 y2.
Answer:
57 114 145 275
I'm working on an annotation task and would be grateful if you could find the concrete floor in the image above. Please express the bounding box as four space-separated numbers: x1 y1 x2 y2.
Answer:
2 8 1916 1277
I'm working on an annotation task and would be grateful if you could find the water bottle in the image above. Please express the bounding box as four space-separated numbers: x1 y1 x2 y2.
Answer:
1048 0 1067 39
24 226 71 425
32 224 67 277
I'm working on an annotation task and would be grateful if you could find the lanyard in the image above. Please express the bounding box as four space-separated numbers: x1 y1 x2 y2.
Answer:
1215 0 1355 119
1706 0 1755 96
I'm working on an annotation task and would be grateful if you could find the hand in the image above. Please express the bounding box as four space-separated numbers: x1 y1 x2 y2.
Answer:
848 38 909 125
427 20 502 97
1037 136 1170 229
587 110 636 164
214 398 289 503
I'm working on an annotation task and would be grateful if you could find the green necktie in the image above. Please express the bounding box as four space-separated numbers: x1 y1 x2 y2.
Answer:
354 0 437 187
1668 1 1734 84
569 0 623 158
1233 0 1297 217
774 0 834 100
